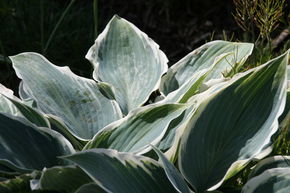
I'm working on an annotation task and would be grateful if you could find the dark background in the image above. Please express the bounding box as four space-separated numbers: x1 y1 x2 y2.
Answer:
0 0 288 92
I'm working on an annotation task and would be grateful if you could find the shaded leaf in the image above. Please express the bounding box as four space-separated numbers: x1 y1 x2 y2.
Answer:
74 183 107 193
0 113 75 172
63 149 177 193
242 168 290 193
249 156 290 178
152 146 191 193
32 166 92 193
179 51 288 192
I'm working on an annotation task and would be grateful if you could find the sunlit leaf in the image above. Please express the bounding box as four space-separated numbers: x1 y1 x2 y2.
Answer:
86 15 168 114
10 53 122 140
84 103 186 154
160 41 253 95
179 51 288 192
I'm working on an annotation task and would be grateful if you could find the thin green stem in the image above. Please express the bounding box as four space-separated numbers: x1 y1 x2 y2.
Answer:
43 0 76 54
93 0 98 39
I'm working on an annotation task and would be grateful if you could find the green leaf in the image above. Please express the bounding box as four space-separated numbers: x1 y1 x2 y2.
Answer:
152 146 192 193
74 183 107 193
0 113 75 172
10 53 122 140
86 15 168 114
0 84 22 116
160 41 254 95
96 82 116 100
0 173 34 193
159 81 229 161
179 51 289 192
242 168 290 193
249 156 290 178
32 166 92 193
157 54 235 157
47 115 87 151
84 103 186 154
6 97 50 128
0 83 50 128
162 68 210 103
63 149 177 193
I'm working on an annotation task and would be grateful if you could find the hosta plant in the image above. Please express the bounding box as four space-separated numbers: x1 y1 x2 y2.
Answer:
0 15 289 193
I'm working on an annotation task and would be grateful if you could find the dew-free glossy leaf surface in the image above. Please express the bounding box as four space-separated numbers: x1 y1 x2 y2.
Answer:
84 103 186 154
161 41 253 95
179 51 288 192
242 168 290 193
0 113 75 172
63 149 177 193
86 15 168 114
11 53 122 140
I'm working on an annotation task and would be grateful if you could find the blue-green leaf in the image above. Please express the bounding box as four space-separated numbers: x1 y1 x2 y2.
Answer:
179 51 289 192
84 103 186 154
160 41 253 95
10 53 122 140
63 149 177 193
0 113 75 172
86 15 168 114
242 168 290 193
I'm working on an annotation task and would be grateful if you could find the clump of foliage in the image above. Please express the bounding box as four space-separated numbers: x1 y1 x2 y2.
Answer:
233 0 289 66
0 15 289 193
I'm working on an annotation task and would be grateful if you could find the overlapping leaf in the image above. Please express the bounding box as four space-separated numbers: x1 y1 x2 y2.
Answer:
86 15 168 114
0 113 75 172
160 41 253 95
0 84 21 116
63 149 177 193
249 156 290 178
152 146 191 193
242 168 290 193
31 166 92 193
179 51 288 192
84 103 186 154
74 183 107 193
10 53 122 140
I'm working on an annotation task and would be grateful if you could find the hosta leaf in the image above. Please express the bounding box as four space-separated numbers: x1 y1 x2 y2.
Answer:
0 113 75 172
0 173 34 193
152 146 192 193
63 149 176 193
32 166 92 193
0 84 49 128
74 183 107 193
242 168 290 193
179 51 288 192
6 97 49 128
157 54 233 157
0 165 18 175
47 115 87 151
159 81 230 160
10 53 122 140
249 156 290 178
84 103 186 154
160 41 253 95
0 84 21 116
162 68 210 103
287 65 290 89
86 15 168 114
